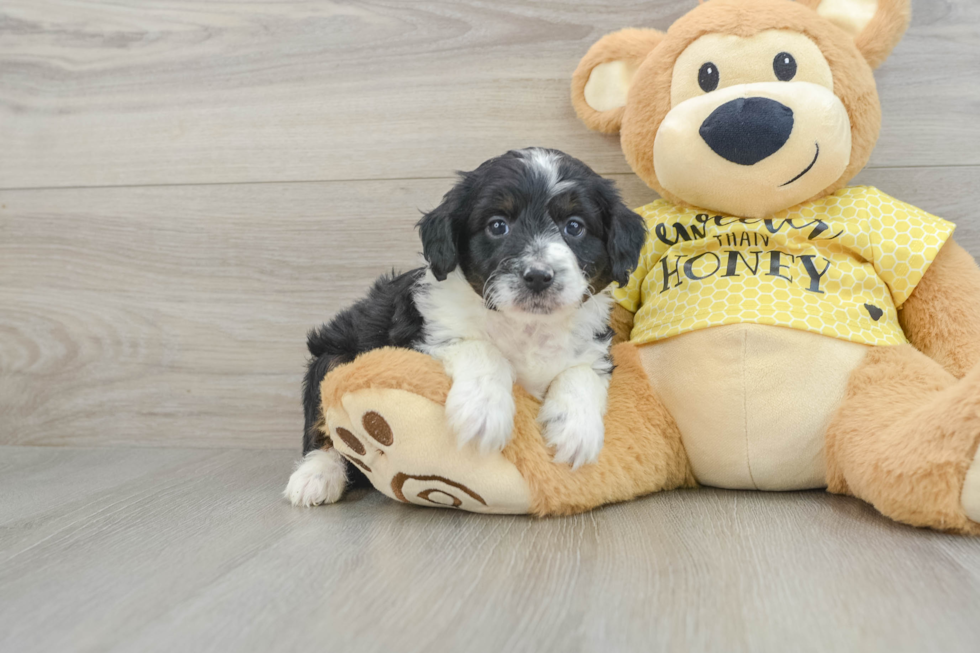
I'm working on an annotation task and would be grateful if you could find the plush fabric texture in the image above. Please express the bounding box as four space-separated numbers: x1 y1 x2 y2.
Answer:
571 28 665 134
898 239 980 379
638 324 868 491
321 346 450 408
320 344 695 516
667 29 836 106
811 0 878 42
609 303 634 346
583 60 640 113
963 450 980 523
654 27 853 216
800 0 911 69
825 344 980 535
327 387 533 513
570 0 907 212
652 78 853 217
504 342 696 516
626 0 883 209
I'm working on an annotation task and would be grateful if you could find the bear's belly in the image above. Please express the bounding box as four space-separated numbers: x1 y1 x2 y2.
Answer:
638 324 869 490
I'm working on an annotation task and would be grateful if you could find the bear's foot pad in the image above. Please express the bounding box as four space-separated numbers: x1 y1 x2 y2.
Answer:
325 387 532 514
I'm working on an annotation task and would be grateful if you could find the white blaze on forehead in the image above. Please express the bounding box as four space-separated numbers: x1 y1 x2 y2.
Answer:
520 148 575 194
526 235 577 271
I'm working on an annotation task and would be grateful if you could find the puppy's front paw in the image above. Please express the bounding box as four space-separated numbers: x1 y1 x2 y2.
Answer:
445 377 515 454
539 391 605 470
284 448 347 507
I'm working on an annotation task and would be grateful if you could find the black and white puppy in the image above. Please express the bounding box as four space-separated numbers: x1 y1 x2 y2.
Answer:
285 148 646 507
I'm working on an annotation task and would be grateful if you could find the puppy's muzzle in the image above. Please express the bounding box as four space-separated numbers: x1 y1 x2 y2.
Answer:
522 265 555 293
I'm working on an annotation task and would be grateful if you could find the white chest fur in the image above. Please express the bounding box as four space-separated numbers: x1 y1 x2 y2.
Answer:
415 271 613 399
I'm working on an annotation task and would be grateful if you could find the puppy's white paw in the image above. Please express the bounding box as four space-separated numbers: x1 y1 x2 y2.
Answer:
539 401 605 470
539 369 607 470
445 377 515 454
284 448 347 507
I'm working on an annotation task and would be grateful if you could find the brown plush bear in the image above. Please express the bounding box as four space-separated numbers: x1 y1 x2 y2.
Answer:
308 0 980 534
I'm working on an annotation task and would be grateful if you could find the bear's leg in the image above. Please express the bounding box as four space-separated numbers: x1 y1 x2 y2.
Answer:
825 345 980 534
317 342 695 515
504 341 696 515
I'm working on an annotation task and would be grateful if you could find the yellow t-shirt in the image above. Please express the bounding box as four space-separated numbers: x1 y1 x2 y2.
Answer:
614 186 955 346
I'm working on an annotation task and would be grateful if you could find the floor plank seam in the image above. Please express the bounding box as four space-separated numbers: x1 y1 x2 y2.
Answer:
2 164 976 194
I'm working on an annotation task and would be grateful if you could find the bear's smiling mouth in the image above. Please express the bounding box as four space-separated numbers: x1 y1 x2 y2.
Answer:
779 142 820 187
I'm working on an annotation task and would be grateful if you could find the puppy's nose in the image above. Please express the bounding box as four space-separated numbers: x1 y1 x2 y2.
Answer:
522 266 554 293
699 97 794 166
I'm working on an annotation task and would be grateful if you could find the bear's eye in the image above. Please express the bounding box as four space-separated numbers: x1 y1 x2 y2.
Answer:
698 62 719 92
773 52 797 81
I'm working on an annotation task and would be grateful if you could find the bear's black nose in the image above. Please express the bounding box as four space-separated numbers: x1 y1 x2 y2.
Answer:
699 97 794 166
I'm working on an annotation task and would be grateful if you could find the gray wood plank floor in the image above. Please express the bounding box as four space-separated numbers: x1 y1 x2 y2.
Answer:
3 0 980 650
2 446 979 653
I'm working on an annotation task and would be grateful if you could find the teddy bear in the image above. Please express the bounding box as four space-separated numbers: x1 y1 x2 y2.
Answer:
309 0 980 535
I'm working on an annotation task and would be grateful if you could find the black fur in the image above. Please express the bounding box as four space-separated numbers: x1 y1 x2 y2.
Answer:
302 268 426 460
597 178 647 287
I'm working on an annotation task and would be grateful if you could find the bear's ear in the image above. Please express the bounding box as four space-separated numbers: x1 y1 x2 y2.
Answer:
571 28 665 134
801 0 911 69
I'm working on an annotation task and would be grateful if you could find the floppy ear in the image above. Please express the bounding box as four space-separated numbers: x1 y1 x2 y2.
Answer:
571 28 665 135
417 182 465 281
597 180 647 287
801 0 911 69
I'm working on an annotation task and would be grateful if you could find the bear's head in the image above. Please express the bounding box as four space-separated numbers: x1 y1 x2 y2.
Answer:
571 0 911 218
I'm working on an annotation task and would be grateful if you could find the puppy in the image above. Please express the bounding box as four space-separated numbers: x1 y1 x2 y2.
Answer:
286 148 646 507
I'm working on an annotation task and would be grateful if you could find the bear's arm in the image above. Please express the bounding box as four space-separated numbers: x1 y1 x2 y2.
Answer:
899 238 980 378
610 303 635 346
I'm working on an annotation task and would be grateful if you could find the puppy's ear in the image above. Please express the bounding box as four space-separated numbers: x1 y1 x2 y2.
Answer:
598 180 647 287
571 28 665 134
607 206 647 287
417 182 466 281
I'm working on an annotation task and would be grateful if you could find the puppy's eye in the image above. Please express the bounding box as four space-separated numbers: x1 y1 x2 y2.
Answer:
698 62 719 92
563 219 585 238
487 218 509 237
773 52 797 81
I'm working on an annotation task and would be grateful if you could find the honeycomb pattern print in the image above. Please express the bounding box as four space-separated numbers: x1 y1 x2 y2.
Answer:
614 186 955 346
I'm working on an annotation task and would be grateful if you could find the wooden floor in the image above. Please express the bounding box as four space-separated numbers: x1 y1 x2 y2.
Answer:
3 445 980 653
2 1 980 651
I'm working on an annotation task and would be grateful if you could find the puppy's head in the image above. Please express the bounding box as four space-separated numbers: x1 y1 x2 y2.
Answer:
418 148 646 315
